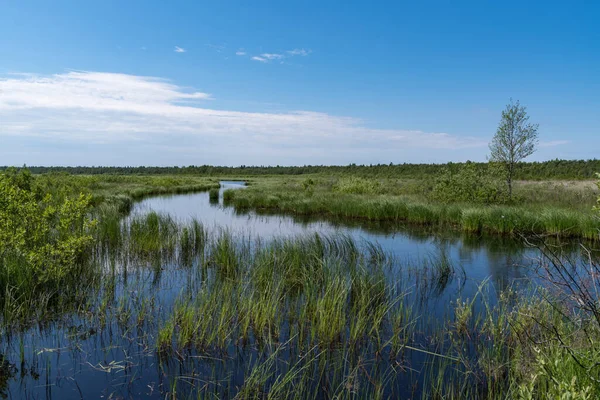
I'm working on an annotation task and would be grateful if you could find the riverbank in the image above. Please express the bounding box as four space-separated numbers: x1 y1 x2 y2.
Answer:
223 176 600 241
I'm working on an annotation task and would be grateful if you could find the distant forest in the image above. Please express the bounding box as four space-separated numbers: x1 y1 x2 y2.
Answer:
2 159 599 180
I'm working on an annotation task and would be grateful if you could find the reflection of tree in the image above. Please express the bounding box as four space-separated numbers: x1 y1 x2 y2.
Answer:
0 354 16 399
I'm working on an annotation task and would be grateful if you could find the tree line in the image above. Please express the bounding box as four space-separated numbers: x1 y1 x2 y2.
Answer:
0 159 597 180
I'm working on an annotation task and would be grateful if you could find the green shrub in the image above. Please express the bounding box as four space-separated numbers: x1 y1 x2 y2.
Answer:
333 177 381 195
431 162 508 204
0 170 96 292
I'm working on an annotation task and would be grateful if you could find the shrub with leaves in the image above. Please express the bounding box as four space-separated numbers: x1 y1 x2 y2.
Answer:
431 162 509 204
0 170 96 289
333 177 381 195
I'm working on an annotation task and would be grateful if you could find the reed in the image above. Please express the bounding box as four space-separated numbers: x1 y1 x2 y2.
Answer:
209 188 219 202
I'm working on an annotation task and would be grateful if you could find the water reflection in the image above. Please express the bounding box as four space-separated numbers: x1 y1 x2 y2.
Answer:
132 182 544 295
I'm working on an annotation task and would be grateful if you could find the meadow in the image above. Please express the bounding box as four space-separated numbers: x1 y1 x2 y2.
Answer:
0 166 599 398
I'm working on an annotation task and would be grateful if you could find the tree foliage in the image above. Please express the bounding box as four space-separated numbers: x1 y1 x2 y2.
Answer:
490 100 539 197
3 159 600 180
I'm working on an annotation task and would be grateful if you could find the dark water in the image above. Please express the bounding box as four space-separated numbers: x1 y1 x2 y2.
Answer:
1 182 580 399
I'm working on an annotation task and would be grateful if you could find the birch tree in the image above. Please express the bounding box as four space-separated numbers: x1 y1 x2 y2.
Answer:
489 99 539 199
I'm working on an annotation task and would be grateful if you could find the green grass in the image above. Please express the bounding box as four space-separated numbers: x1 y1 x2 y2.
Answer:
209 188 219 202
222 180 599 240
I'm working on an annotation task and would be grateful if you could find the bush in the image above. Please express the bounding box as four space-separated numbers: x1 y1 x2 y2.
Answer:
431 162 509 204
333 177 381 195
0 170 95 288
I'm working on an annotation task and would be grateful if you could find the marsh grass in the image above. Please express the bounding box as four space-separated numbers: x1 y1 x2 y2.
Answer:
209 188 219 203
225 187 600 240
2 211 599 398
2 170 600 398
223 188 236 204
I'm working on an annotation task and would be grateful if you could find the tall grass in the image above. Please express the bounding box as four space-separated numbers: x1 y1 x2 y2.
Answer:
224 188 600 241
209 188 219 203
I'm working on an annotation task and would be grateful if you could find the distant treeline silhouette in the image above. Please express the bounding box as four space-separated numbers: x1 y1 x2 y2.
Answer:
2 159 599 180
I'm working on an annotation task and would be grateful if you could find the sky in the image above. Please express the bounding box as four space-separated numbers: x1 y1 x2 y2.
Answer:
0 1 598 166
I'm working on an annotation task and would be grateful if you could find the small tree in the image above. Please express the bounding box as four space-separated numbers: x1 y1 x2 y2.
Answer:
489 99 539 199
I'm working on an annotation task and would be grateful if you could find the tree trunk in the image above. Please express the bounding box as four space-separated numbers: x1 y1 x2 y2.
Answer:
507 163 513 200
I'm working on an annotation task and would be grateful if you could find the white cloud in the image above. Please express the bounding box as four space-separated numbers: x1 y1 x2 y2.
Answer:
0 71 487 164
287 48 310 56
260 53 284 60
174 46 186 53
248 49 311 65
235 50 246 56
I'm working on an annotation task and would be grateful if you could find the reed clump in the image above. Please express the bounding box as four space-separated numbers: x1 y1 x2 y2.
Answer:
209 188 219 202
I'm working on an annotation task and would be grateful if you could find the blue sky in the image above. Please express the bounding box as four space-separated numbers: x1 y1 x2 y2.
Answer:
0 0 598 166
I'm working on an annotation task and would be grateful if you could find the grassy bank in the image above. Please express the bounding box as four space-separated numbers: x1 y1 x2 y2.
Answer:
223 176 600 241
33 172 221 214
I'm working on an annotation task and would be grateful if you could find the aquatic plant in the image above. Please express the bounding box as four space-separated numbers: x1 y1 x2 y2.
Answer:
209 188 219 202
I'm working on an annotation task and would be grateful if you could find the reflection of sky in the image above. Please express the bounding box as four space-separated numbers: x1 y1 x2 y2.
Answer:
132 183 435 259
132 184 544 295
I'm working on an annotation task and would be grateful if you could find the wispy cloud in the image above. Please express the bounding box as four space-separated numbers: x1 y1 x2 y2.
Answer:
248 48 312 64
0 71 486 164
260 53 284 60
287 48 310 56
235 50 246 56
174 46 186 53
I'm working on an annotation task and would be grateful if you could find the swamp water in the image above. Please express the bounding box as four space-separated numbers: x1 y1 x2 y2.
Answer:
0 181 587 399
